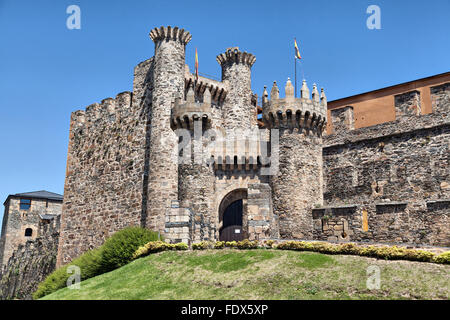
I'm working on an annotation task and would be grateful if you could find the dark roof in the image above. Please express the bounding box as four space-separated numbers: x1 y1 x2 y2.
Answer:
39 214 58 220
4 190 63 205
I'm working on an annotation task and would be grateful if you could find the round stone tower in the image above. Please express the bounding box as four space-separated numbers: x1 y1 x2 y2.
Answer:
146 26 192 232
171 85 216 242
216 47 257 130
262 78 327 239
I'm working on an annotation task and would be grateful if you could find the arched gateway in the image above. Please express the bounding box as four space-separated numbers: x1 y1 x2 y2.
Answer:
218 189 247 241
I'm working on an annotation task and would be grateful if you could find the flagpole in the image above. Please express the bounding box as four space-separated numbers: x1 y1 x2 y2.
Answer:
300 59 305 82
295 56 297 98
194 48 197 101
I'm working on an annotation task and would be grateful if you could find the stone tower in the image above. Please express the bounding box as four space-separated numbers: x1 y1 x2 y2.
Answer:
146 27 192 232
262 79 327 239
216 47 257 130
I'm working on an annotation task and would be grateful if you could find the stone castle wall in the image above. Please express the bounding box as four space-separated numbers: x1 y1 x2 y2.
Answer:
56 59 155 266
0 216 60 300
317 82 450 246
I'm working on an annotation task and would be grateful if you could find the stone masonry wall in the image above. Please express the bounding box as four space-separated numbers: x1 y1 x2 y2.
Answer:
324 107 449 205
323 124 449 205
312 201 449 246
57 59 154 266
431 82 450 114
0 216 60 300
319 83 450 245
395 90 421 118
247 183 277 240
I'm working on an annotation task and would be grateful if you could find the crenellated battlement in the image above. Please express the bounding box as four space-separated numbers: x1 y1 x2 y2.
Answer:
184 65 228 104
149 26 192 45
216 47 256 68
262 78 327 132
71 91 132 128
171 85 212 129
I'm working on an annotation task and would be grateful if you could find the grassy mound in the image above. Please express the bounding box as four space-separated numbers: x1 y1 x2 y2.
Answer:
40 249 450 300
33 227 160 299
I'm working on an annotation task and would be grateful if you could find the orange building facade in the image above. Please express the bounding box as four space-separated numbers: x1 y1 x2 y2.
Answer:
326 72 450 134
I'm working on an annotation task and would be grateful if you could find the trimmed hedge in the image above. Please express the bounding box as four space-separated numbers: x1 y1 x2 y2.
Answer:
133 241 188 259
33 227 159 299
191 240 259 250
433 251 450 264
275 241 440 263
138 240 450 265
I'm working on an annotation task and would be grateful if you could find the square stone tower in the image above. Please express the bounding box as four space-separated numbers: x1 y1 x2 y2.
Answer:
0 191 62 266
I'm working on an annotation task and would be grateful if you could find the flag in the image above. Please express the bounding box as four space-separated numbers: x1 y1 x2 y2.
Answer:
294 38 302 60
195 48 199 82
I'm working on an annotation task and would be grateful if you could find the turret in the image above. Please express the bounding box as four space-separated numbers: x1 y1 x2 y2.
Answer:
262 78 327 133
170 83 215 243
264 78 326 239
171 85 212 130
146 26 192 233
216 47 257 130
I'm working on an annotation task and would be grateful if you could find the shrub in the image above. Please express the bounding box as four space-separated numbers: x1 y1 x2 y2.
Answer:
33 247 103 299
432 251 450 264
133 241 188 259
337 243 360 255
174 242 189 251
214 241 225 249
236 239 259 249
264 240 275 248
99 227 161 272
225 241 238 248
192 241 212 250
359 245 378 257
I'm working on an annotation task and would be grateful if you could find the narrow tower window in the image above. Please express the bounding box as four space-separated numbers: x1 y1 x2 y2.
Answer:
25 228 33 237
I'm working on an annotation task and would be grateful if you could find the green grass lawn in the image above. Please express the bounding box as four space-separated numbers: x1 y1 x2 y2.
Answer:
41 249 449 300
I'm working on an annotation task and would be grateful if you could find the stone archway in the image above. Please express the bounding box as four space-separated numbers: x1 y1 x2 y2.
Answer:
218 189 248 241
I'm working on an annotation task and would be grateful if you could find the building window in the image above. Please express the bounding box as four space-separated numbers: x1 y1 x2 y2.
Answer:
25 228 33 237
20 199 31 210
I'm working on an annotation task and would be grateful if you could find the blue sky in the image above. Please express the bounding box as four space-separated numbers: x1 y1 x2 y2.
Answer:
0 0 449 224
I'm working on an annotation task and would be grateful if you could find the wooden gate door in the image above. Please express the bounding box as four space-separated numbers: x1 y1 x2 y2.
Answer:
219 199 244 241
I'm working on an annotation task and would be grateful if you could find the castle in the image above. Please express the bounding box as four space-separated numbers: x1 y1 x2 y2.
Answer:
49 25 448 266
0 25 448 298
